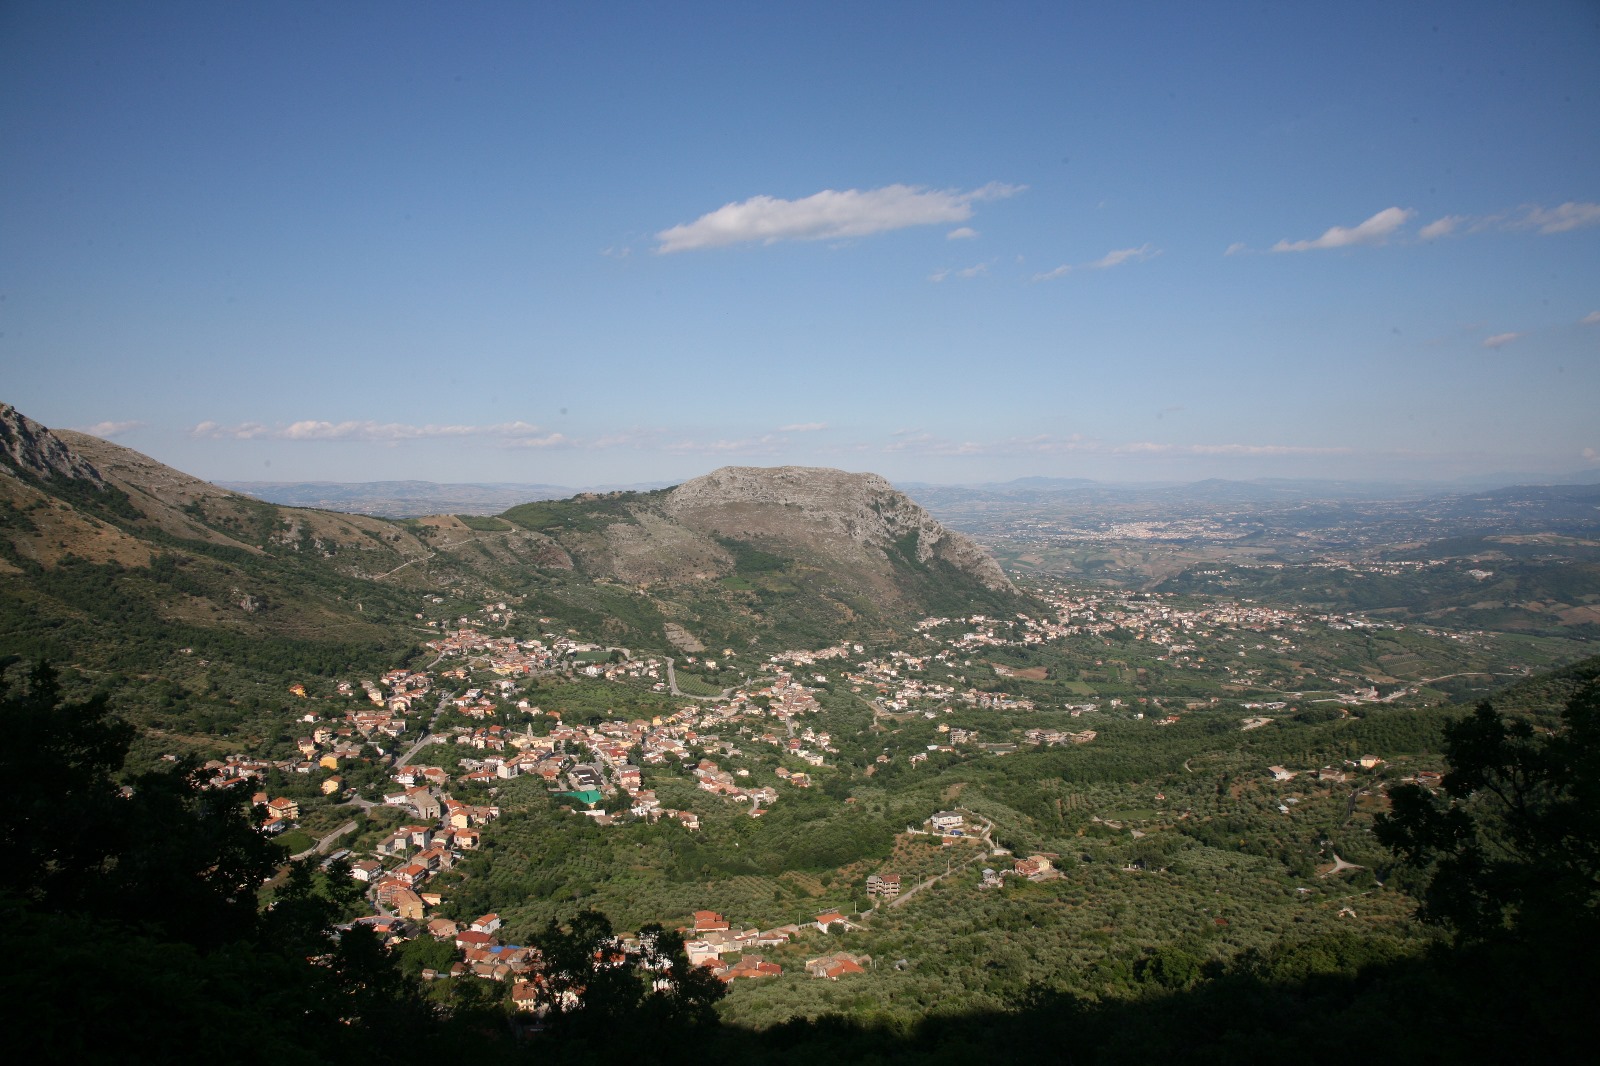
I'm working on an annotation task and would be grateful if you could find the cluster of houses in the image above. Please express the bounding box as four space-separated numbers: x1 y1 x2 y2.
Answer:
692 758 780 813
343 902 881 1016
909 590 1408 709
424 627 563 677
980 854 1058 888
203 713 395 791
679 910 874 982
1023 727 1098 746
359 669 433 715
252 793 300 833
356 785 503 916
846 646 1039 716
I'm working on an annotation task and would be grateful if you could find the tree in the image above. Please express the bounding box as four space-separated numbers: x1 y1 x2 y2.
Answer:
0 659 286 946
532 910 726 1042
0 660 464 1059
1376 681 1600 942
0 661 135 910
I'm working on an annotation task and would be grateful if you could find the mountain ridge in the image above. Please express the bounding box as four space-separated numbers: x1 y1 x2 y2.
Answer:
0 404 1023 690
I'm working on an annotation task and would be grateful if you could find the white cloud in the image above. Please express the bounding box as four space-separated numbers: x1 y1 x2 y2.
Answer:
946 227 979 240
1271 207 1413 252
1224 242 1247 256
78 420 144 438
1584 447 1599 464
655 182 1024 253
1031 264 1071 282
192 420 270 439
1482 332 1522 349
779 422 829 433
1517 201 1600 234
1419 215 1464 240
1582 311 1600 326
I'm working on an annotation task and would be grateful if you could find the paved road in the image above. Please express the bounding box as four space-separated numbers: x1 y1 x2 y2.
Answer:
866 811 996 916
393 693 454 767
291 819 359 862
882 848 988 910
663 656 737 701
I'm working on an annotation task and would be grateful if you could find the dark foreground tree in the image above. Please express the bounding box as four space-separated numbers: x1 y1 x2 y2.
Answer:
532 909 727 1046
1376 680 1600 941
0 661 487 1062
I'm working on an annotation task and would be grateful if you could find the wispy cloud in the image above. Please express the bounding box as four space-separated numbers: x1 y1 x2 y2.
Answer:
77 420 144 438
1584 447 1599 465
1033 243 1159 282
1517 201 1600 234
1482 332 1522 349
1271 207 1413 252
930 261 991 283
1419 215 1464 241
661 434 787 454
190 419 837 458
1416 202 1600 242
1224 242 1248 257
1120 441 1352 457
878 431 1346 459
1092 244 1158 269
501 433 573 449
655 182 1024 253
191 419 556 443
1582 311 1600 326
946 226 979 240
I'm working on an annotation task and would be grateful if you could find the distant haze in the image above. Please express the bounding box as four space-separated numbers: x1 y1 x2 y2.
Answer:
226 469 1600 519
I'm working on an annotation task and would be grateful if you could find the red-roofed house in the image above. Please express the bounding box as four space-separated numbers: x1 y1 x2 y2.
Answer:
693 910 730 933
455 929 495 951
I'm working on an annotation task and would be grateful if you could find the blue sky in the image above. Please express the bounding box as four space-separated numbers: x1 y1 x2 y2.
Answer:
3 1 1598 487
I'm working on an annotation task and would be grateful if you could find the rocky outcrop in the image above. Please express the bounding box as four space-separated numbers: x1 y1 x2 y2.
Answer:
0 404 106 486
661 466 1015 594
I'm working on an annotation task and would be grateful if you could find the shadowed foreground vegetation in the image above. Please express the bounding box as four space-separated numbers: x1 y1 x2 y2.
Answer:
5 658 1595 1063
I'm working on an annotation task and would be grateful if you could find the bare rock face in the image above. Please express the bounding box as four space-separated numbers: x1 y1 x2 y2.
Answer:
662 466 1015 594
0 404 106 486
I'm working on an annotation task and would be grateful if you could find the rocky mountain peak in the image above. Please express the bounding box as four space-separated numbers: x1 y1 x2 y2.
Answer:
664 465 1015 594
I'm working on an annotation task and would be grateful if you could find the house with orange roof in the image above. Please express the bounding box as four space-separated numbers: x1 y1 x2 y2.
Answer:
814 910 847 933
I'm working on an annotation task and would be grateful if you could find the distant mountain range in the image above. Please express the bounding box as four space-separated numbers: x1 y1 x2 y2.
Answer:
901 470 1600 503
219 469 1600 520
